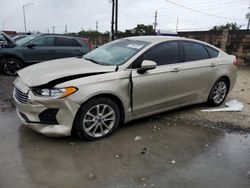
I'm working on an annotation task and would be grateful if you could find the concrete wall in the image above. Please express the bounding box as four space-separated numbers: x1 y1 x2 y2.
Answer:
178 30 250 66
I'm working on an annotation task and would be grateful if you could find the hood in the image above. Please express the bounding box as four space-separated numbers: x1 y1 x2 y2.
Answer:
18 57 117 87
1 32 16 46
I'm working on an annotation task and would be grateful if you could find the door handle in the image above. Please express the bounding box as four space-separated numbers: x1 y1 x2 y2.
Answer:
48 49 55 52
171 68 182 73
209 63 216 67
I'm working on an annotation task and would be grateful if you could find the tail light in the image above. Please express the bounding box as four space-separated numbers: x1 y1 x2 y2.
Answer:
233 58 238 66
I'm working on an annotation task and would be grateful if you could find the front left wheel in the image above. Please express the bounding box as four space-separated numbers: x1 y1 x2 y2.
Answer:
1 57 23 76
74 97 121 141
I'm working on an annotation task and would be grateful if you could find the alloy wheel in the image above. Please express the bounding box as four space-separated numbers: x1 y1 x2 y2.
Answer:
3 59 21 76
212 81 227 104
83 104 116 138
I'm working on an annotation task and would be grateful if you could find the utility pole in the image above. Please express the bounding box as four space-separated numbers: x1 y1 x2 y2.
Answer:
23 3 33 34
111 0 115 40
176 17 179 32
2 20 6 31
96 20 98 32
52 26 55 34
47 28 49 33
65 24 67 34
115 0 118 39
153 10 158 32
246 5 250 30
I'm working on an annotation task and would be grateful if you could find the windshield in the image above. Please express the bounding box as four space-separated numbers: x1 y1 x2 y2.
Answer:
84 39 150 66
16 35 38 46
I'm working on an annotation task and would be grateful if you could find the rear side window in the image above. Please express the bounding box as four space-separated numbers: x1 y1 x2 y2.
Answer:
205 45 219 58
55 37 81 47
182 41 209 61
144 41 179 66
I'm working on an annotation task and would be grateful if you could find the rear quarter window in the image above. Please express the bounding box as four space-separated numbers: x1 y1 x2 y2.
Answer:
205 45 219 58
182 41 209 62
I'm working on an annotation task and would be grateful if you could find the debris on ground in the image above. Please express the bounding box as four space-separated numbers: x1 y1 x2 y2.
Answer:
114 154 120 159
141 148 149 155
170 160 176 164
217 153 222 157
69 142 75 146
134 136 142 141
205 144 208 148
202 100 244 112
88 172 96 179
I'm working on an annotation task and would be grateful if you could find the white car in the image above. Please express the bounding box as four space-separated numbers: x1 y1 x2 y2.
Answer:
13 36 237 140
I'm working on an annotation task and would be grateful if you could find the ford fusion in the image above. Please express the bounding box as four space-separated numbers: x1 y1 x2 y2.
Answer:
13 36 237 140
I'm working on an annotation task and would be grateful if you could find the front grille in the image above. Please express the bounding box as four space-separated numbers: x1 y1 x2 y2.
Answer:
14 87 29 104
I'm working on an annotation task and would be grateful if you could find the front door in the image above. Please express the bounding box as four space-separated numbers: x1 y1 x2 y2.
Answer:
23 36 56 63
132 41 185 118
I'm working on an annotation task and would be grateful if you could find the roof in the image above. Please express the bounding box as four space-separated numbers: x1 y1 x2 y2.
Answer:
125 35 186 43
124 35 220 50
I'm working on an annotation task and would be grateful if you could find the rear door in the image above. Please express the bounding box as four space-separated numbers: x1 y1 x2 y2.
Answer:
180 41 219 102
54 37 84 59
132 41 186 118
23 36 56 63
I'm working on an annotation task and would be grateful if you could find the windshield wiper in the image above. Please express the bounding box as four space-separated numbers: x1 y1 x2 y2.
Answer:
84 57 106 65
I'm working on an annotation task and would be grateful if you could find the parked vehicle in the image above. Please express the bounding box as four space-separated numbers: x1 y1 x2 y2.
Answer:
13 36 237 140
0 32 92 75
12 35 27 42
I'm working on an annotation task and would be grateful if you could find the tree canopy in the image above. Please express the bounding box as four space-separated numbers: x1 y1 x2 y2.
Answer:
210 22 241 31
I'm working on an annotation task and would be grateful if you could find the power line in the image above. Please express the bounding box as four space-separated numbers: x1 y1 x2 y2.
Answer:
165 0 245 21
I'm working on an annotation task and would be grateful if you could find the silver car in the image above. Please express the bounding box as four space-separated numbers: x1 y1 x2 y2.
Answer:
13 36 237 140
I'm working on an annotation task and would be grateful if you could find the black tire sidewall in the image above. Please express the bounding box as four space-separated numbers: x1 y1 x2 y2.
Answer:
208 78 229 106
2 58 23 76
75 97 121 141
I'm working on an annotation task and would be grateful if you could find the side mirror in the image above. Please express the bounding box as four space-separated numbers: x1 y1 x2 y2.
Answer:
137 60 157 74
26 43 36 48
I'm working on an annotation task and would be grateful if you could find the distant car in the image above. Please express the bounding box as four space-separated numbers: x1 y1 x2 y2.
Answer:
12 35 27 42
0 32 92 75
13 36 237 140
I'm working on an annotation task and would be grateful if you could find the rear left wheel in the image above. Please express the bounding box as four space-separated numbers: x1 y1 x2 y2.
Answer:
207 78 229 106
75 97 121 141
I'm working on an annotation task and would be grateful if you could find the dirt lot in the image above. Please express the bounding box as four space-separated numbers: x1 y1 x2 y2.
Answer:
0 68 250 188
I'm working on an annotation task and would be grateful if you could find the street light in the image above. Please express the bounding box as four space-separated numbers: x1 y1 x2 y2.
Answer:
23 3 33 34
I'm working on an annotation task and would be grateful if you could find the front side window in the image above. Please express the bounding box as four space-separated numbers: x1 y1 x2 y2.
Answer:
183 41 209 62
144 41 179 66
16 35 37 46
32 37 55 47
84 39 150 66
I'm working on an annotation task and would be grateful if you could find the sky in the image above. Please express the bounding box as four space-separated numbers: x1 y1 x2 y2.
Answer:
0 0 249 34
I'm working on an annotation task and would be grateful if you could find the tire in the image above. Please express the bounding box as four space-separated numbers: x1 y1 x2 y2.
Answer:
74 97 121 141
1 57 23 76
207 78 229 106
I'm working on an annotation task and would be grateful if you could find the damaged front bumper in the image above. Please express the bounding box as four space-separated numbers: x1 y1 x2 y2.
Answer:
13 77 80 137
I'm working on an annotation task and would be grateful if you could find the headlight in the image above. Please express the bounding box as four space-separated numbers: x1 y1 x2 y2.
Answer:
33 87 78 98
